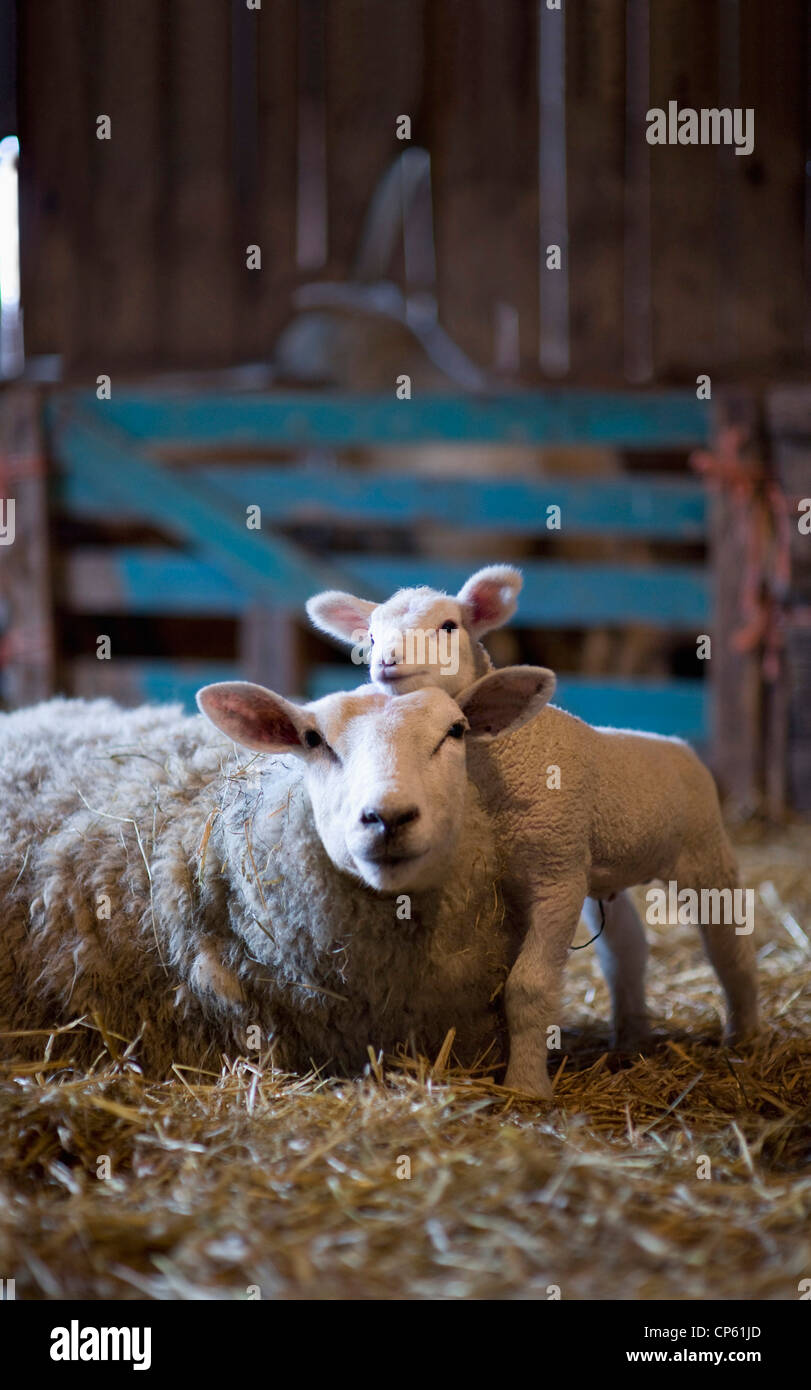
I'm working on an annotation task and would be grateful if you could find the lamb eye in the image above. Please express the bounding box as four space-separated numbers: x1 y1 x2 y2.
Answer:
304 730 322 749
447 722 465 740
368 635 374 645
441 620 457 632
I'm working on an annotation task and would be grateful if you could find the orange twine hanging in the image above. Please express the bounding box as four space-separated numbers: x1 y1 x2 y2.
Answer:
690 424 791 683
0 444 50 677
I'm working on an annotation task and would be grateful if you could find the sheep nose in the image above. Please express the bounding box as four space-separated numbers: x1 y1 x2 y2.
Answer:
380 653 398 668
360 806 420 833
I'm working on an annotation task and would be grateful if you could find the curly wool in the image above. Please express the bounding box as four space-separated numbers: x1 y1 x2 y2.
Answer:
0 698 509 1076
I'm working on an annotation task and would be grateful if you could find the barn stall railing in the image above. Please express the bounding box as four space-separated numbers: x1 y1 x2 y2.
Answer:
37 385 724 744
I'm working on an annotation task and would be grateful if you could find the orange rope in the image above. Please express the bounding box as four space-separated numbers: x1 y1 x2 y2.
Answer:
690 425 791 682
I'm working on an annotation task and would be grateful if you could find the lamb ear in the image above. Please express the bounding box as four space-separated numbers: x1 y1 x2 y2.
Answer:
457 565 523 637
457 665 555 741
196 681 316 755
306 589 377 644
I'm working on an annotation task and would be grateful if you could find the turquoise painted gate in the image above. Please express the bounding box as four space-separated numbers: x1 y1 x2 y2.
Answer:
49 387 712 742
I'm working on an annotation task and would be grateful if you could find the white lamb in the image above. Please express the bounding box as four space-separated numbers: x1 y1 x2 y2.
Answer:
307 569 759 1098
0 670 547 1078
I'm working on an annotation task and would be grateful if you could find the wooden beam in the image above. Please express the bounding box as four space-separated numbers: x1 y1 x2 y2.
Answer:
67 657 709 740
73 388 712 449
649 0 721 380
309 663 708 742
707 398 762 811
60 463 707 538
68 657 238 710
238 605 306 698
66 548 709 628
565 0 626 380
0 388 55 706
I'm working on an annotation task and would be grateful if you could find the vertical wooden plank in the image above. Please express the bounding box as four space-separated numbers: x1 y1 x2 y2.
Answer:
163 0 237 366
565 0 625 380
648 0 721 381
239 606 304 697
17 0 93 368
538 0 569 376
297 0 328 272
427 0 538 374
239 0 298 361
78 0 163 371
0 387 54 706
735 0 806 373
767 386 811 814
785 629 811 813
769 434 806 816
707 396 762 812
714 0 741 372
763 653 789 818
623 0 653 383
325 0 424 281
804 4 811 359
0 0 15 139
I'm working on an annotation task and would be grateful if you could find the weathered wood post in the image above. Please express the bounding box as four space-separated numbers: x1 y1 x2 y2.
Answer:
0 387 55 708
765 388 811 815
698 395 762 815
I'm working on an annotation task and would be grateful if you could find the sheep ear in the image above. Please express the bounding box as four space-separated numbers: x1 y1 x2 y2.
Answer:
306 590 377 644
457 665 555 741
196 681 315 755
457 565 523 636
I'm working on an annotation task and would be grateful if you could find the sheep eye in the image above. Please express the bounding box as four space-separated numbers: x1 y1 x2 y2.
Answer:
368 635 374 646
304 730 322 749
441 620 457 632
432 721 466 755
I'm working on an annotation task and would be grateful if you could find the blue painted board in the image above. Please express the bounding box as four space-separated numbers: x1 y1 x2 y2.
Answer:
55 411 361 602
69 389 711 449
308 665 708 742
334 556 710 626
61 464 707 539
73 655 708 740
136 663 240 708
69 548 710 626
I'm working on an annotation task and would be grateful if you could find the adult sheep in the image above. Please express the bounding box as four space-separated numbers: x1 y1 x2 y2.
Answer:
0 670 549 1078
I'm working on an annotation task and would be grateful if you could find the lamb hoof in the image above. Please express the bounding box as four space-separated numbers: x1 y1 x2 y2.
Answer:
612 1020 653 1052
503 1063 553 1101
723 1016 759 1047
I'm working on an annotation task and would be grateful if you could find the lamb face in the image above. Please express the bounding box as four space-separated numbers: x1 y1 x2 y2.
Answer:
197 667 554 897
305 564 522 698
367 589 474 695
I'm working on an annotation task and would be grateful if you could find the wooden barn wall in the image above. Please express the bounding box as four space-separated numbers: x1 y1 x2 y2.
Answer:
17 0 811 383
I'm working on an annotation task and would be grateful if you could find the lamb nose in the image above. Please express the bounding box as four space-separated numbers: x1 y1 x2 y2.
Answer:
360 806 420 832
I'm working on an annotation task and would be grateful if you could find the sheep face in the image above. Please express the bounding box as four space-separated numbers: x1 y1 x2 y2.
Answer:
197 682 468 894
197 665 554 896
305 565 523 698
308 686 471 894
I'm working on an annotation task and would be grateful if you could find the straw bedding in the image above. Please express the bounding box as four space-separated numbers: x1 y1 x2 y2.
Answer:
0 823 808 1301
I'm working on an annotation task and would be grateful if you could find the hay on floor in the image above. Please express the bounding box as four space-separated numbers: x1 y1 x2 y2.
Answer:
1 824 809 1301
